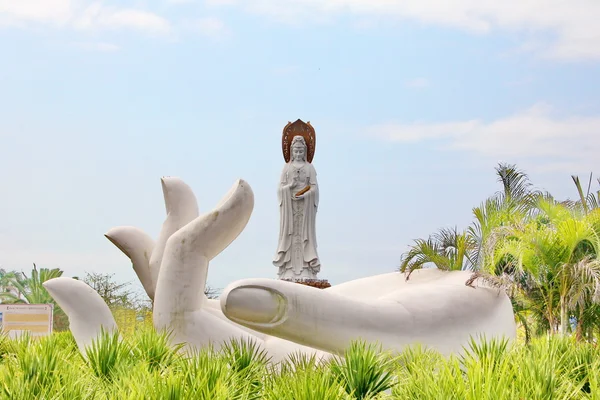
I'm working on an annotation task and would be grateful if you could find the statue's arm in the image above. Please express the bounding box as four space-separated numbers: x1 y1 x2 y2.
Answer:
309 164 319 207
277 165 289 206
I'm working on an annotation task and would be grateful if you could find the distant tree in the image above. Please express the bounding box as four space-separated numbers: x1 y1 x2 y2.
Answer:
83 271 221 304
82 272 152 312
84 272 134 308
0 269 22 300
204 285 221 299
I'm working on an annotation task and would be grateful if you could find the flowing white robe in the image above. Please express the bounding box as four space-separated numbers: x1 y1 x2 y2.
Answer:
273 161 320 279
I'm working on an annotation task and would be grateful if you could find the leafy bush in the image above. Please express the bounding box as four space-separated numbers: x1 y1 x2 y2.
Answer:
330 340 396 399
0 331 598 399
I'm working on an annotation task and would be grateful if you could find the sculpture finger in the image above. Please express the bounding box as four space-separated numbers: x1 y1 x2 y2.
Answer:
105 226 156 300
43 277 118 356
220 274 516 356
154 179 253 321
204 298 331 363
204 304 269 341
149 177 199 290
220 278 386 355
196 178 254 261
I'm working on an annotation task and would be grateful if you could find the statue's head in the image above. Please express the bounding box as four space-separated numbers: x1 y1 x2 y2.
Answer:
290 136 307 162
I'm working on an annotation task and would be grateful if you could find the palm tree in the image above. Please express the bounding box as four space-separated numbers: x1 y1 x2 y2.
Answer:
469 163 541 269
489 199 600 337
399 163 600 340
1 264 63 304
400 163 537 278
0 269 22 300
570 173 600 215
400 226 475 279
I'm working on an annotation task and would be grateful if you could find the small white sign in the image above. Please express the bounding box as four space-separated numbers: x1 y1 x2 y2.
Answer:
0 304 53 337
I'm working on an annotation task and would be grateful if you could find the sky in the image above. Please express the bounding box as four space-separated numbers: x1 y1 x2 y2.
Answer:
1 0 600 296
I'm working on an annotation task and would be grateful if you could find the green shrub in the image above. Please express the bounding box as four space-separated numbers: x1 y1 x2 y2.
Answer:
0 331 597 399
330 340 396 399
131 326 183 372
84 328 132 382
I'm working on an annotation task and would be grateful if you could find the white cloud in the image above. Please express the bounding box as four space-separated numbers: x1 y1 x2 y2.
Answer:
369 103 600 172
405 77 430 88
205 0 238 5
0 0 170 34
0 0 72 26
207 0 600 61
74 3 170 34
183 17 230 38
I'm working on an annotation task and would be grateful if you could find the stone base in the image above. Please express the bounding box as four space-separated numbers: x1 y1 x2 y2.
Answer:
281 278 331 289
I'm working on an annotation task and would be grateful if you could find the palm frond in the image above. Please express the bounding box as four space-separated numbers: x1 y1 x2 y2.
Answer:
572 175 590 215
496 163 532 203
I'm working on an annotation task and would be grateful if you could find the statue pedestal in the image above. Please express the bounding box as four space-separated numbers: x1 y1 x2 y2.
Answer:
281 278 331 289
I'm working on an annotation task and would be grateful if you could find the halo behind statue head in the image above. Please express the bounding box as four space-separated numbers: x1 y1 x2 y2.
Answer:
282 119 316 163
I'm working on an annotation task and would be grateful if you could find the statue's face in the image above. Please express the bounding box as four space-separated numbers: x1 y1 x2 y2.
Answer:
292 145 305 161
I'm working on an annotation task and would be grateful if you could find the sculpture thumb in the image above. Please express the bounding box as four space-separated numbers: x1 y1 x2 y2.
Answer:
43 277 118 356
220 278 383 355
149 177 199 292
105 226 155 300
220 274 516 356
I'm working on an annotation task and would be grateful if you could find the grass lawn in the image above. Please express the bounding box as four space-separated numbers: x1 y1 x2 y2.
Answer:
0 328 598 399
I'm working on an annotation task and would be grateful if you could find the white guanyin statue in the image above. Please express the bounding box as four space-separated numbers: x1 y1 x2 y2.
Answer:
273 120 321 280
42 120 516 364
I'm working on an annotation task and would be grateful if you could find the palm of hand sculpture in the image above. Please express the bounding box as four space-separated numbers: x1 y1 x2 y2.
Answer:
43 177 516 362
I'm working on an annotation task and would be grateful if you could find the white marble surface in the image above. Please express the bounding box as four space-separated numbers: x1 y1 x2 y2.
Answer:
45 177 516 362
274 136 321 280
44 277 118 355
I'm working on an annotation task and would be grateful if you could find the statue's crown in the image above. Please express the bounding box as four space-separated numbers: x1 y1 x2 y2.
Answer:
282 119 316 163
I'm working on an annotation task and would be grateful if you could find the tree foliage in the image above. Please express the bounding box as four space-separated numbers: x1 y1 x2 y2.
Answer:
399 164 600 342
82 272 146 311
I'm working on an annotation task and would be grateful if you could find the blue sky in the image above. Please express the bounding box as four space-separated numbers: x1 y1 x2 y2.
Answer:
1 0 600 294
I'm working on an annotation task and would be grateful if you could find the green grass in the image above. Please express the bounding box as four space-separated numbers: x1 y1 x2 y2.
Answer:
0 329 598 399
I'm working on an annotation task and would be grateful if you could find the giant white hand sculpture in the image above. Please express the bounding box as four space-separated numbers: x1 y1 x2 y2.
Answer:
44 177 516 362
